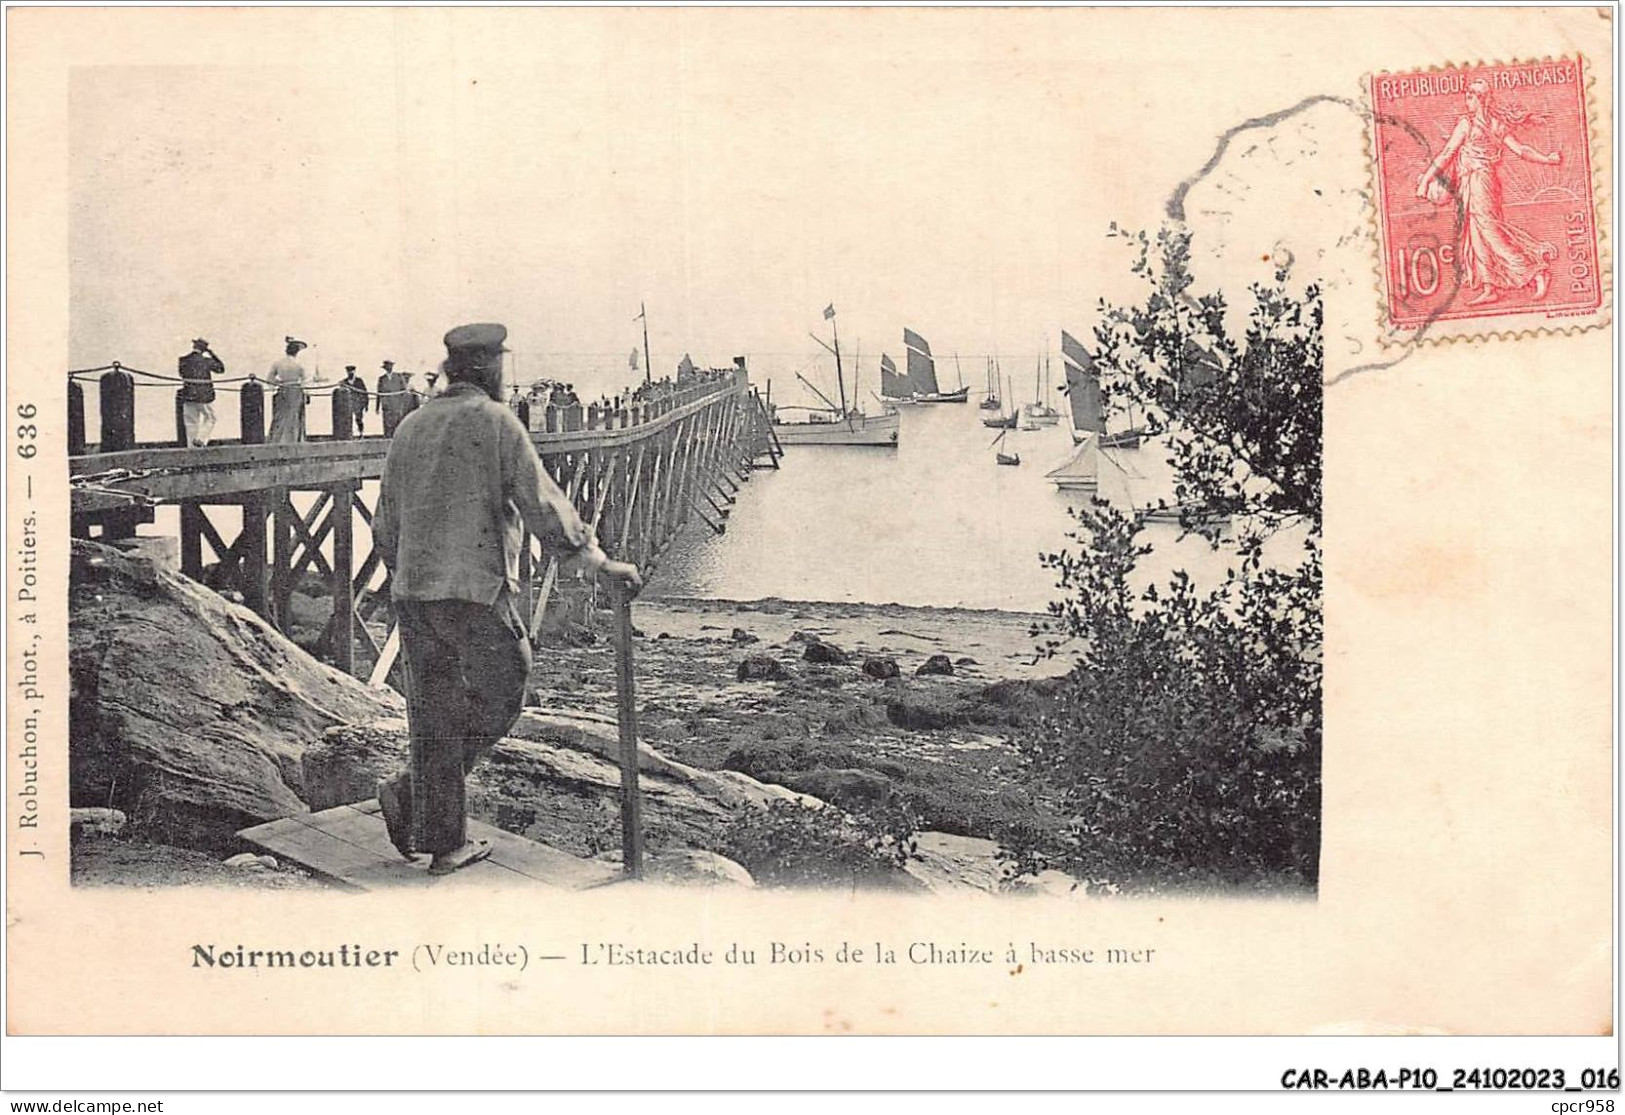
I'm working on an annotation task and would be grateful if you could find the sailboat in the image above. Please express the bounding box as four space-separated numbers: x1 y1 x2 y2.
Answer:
904 328 970 403
978 356 1001 410
1022 352 1061 426
1045 434 1099 491
1060 329 1143 448
771 306 901 447
982 371 1017 428
992 427 1020 466
878 353 916 406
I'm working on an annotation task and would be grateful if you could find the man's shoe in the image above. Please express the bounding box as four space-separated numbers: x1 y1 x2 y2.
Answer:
376 777 416 860
429 839 493 876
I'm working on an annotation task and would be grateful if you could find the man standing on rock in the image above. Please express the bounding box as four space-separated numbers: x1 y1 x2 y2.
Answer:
373 321 641 875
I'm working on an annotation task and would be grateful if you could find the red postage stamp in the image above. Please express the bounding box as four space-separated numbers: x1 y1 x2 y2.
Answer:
1369 57 1603 335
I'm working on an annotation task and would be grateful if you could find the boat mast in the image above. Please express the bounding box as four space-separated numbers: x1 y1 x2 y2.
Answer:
831 309 849 420
636 301 654 386
851 340 861 419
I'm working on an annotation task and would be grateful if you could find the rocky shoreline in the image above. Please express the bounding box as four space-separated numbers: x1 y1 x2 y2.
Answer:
69 540 1080 894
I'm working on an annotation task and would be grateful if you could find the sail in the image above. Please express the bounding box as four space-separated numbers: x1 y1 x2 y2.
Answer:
903 328 940 395
1044 438 1099 482
1059 330 1104 433
677 353 697 378
879 353 910 398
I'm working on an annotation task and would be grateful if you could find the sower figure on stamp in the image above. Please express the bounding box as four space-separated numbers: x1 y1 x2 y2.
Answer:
1416 78 1562 307
372 322 642 875
178 337 222 447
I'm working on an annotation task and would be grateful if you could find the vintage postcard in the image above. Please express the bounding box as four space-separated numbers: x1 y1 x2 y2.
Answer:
3 4 1615 1061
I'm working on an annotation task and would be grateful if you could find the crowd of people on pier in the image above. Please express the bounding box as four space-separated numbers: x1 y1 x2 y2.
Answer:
165 335 744 448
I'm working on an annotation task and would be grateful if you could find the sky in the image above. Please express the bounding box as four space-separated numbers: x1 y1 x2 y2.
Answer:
67 7 1342 405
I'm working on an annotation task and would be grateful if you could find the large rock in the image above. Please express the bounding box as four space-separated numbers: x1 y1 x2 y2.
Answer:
916 654 956 676
862 655 900 679
593 847 756 888
302 708 813 858
802 639 849 666
884 691 970 731
903 832 1006 894
69 807 126 842
69 540 403 850
771 768 893 813
736 654 791 682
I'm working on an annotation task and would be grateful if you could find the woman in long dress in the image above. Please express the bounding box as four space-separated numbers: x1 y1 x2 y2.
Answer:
267 338 308 443
1416 79 1563 307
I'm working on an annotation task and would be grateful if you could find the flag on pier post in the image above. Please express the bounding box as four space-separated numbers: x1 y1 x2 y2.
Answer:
823 304 836 320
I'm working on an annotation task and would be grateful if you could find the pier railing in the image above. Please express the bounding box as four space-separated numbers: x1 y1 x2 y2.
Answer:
70 364 781 681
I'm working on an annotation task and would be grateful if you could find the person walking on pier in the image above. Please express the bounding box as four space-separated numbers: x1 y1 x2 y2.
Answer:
376 359 412 437
372 321 642 876
336 365 369 437
267 337 309 443
178 337 222 447
509 384 530 430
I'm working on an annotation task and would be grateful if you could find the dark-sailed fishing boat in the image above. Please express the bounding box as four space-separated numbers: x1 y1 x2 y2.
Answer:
1060 329 1143 448
904 328 970 403
878 353 916 406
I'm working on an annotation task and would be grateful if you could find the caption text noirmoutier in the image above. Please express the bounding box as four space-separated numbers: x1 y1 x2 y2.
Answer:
190 940 1157 973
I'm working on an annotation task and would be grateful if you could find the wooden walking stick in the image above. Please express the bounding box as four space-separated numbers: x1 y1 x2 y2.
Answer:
612 580 646 878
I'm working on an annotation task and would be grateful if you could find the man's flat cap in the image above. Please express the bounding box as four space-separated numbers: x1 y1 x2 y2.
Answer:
381 359 394 369
443 322 508 352
345 365 356 371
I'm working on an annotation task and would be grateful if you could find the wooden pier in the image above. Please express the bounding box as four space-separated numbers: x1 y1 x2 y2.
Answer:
70 364 780 683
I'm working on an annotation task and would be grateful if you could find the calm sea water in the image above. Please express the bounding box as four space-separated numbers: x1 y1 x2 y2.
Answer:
653 401 1241 615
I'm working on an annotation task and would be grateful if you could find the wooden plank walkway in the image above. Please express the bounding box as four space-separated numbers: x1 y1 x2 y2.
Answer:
238 800 622 893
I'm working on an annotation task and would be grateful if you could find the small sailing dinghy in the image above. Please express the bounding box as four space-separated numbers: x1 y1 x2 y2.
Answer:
992 427 1020 466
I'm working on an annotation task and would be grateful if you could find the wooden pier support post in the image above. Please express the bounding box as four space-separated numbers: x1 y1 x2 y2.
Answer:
270 488 293 632
613 581 645 878
240 493 269 617
179 501 206 581
329 481 356 674
68 378 87 456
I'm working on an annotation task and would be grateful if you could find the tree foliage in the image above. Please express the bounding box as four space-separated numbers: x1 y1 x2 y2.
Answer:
1009 227 1323 890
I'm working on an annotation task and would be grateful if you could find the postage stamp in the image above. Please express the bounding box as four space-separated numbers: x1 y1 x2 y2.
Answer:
1369 57 1605 337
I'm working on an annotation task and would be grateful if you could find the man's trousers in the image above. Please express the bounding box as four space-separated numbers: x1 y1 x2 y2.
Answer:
389 592 531 855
